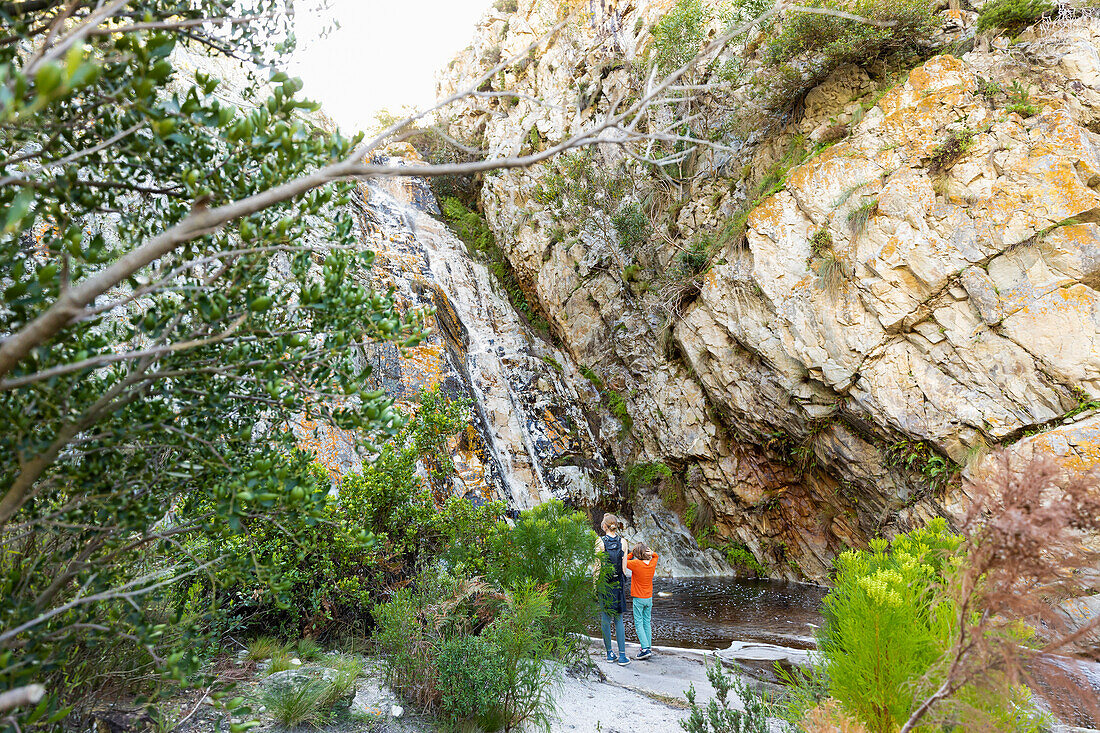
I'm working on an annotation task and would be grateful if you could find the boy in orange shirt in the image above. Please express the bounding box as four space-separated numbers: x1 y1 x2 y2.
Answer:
622 542 659 659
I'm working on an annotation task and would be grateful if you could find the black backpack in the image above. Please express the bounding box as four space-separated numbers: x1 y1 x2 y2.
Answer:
599 535 626 613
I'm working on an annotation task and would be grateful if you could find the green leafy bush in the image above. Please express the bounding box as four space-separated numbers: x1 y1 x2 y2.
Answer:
488 499 599 644
0 3 434 718
682 660 772 733
977 0 1053 34
374 575 559 729
801 519 1047 732
613 202 652 249
651 0 712 73
436 635 508 723
182 389 504 638
370 501 594 726
818 522 962 731
485 583 558 730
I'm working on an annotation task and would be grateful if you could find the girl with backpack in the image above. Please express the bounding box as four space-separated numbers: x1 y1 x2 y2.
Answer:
594 513 629 666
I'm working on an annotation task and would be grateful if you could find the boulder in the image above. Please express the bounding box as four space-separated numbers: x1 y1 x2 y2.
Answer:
261 665 355 710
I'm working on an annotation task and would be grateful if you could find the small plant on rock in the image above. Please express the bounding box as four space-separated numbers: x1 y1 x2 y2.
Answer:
679 236 711 275
814 252 851 293
625 461 674 496
926 130 974 174
1005 80 1039 117
809 227 833 258
613 202 652 249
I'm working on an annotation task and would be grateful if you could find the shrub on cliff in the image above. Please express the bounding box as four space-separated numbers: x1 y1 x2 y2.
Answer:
765 0 935 66
977 0 1054 35
755 0 936 115
441 196 551 334
651 0 713 73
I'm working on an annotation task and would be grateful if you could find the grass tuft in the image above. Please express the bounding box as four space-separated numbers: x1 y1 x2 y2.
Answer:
262 679 331 728
295 638 323 662
267 649 296 675
848 198 879 236
814 252 850 292
246 636 285 661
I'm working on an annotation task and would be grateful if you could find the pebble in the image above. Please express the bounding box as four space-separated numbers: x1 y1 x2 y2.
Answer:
391 704 404 718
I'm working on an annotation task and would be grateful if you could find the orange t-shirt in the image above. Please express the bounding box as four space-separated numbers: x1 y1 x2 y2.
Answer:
626 552 659 599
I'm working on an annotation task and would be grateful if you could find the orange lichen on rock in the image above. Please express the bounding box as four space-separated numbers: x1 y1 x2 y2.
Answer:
293 414 359 481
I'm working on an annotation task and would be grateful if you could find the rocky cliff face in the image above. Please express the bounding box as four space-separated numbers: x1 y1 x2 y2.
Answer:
437 0 1100 580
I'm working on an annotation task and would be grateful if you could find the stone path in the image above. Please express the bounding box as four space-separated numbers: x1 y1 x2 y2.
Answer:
547 641 727 733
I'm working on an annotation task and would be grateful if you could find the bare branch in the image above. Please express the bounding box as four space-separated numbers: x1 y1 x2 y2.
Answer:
86 12 276 36
0 685 46 714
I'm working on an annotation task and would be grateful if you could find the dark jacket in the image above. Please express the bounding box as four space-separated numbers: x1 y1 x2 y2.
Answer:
598 534 627 615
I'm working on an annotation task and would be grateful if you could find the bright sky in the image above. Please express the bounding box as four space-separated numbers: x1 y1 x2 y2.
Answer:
290 0 494 133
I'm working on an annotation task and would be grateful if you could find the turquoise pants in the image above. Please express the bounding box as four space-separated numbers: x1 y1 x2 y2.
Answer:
632 596 653 649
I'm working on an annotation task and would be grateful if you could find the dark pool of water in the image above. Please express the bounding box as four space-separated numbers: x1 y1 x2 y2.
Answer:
593 576 828 651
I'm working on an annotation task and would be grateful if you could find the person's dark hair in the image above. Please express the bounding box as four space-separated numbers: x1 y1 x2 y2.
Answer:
632 542 650 560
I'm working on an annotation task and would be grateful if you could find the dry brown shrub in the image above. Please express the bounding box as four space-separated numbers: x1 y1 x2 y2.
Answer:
900 450 1100 731
802 699 871 733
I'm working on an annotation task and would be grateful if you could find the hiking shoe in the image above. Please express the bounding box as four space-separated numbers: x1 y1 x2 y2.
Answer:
616 655 630 666
605 651 616 662
636 648 652 659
